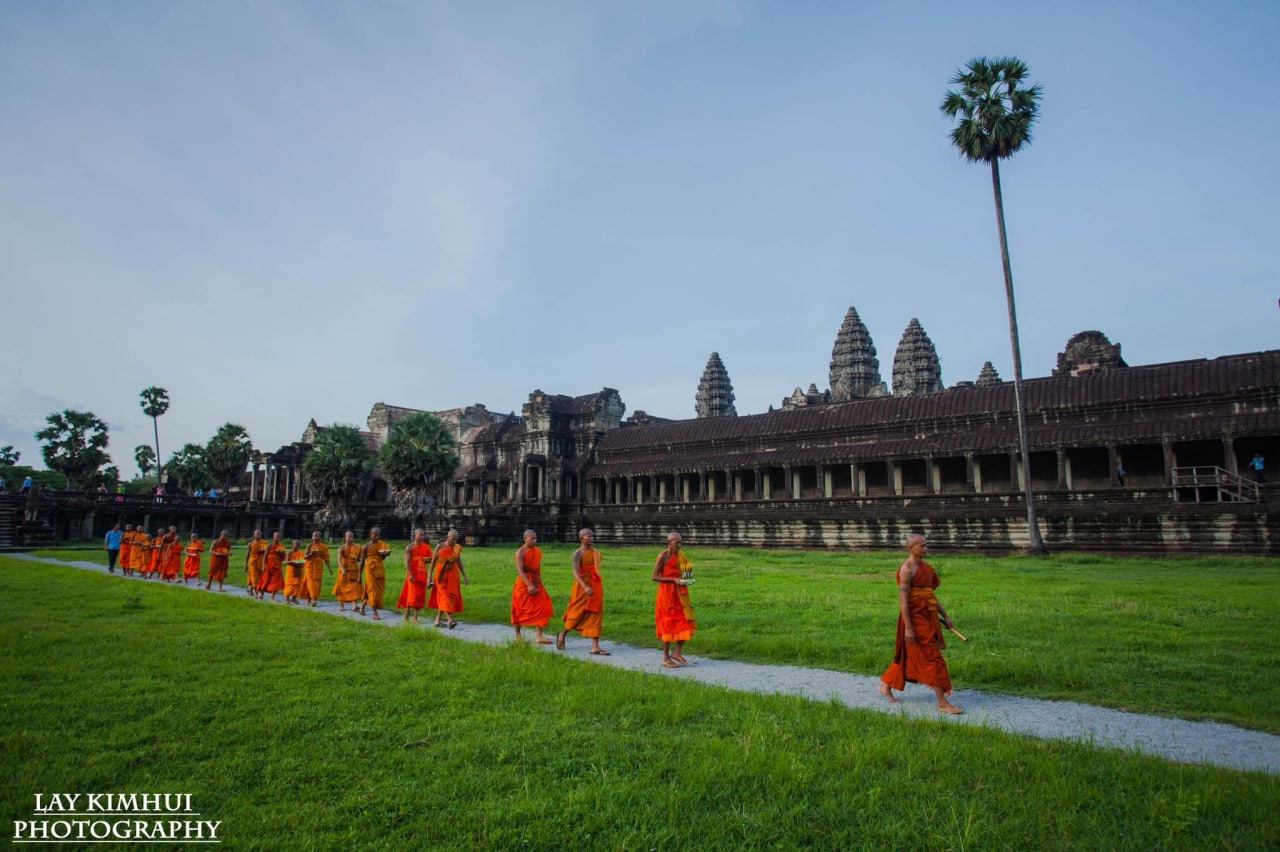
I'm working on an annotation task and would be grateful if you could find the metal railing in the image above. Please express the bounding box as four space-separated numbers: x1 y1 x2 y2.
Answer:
1171 466 1260 503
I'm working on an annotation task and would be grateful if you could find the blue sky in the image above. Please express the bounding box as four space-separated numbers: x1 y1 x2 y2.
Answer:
3 1 1277 478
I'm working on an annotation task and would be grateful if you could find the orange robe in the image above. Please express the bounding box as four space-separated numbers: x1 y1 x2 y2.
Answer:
208 538 231 582
302 542 328 600
119 532 133 572
257 542 285 593
363 539 389 607
332 543 363 602
429 542 464 614
246 539 267 589
146 538 162 576
655 551 695 642
130 534 150 572
183 539 204 578
511 545 554 627
397 542 432 609
283 547 306 597
161 536 181 580
880 560 952 695
562 549 602 638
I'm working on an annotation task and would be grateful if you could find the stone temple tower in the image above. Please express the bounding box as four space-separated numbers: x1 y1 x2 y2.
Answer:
975 361 1002 386
829 307 886 400
892 318 943 396
695 352 737 418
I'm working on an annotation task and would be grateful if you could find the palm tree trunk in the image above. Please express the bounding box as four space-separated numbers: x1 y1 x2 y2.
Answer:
991 159 1047 554
152 418 162 493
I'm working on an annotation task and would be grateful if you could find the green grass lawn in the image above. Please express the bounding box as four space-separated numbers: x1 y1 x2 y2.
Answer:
2 557 1277 850
36 542 1280 732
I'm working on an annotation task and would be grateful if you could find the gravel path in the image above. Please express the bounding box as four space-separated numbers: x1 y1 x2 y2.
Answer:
16 553 1279 776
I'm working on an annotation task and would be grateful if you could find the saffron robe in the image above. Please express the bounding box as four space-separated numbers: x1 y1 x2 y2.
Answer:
302 541 328 600
283 547 306 597
430 542 464 614
363 539 389 607
119 532 133 571
332 543 363 602
655 551 696 642
146 537 163 576
257 542 286 593
246 538 268 589
183 539 204 579
397 542 432 609
511 545 554 627
880 560 952 695
129 534 150 572
562 549 603 638
208 537 231 582
160 536 182 580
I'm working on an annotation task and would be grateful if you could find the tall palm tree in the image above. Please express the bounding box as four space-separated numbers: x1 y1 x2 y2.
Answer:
204 423 253 498
139 386 170 487
378 411 460 526
134 445 156 479
302 424 376 532
941 56 1046 554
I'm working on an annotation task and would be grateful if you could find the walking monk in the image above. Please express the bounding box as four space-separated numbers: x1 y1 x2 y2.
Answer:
332 531 363 611
359 527 390 620
557 528 608 655
283 539 306 605
653 531 695 668
397 529 432 624
878 534 963 714
160 527 181 582
245 529 267 599
301 531 330 607
145 528 163 578
129 528 150 577
429 529 468 629
511 529 554 643
182 532 204 585
119 525 135 577
257 532 286 602
206 530 232 592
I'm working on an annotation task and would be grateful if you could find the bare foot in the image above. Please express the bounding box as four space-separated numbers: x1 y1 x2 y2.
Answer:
534 637 553 645
937 702 964 715
671 653 689 666
877 683 901 704
661 659 679 668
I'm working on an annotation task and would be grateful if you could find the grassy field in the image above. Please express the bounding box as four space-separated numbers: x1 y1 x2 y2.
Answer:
2 556 1278 850
37 542 1280 732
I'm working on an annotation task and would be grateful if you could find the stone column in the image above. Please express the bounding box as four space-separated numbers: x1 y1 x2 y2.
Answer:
726 468 734 502
762 471 771 501
1010 451 1021 491
821 465 832 499
754 468 762 500
698 471 708 501
928 457 939 495
1162 438 1176 484
964 453 976 493
852 462 864 497
1224 437 1238 475
891 461 903 496
1107 445 1121 487
249 464 259 503
1056 449 1068 490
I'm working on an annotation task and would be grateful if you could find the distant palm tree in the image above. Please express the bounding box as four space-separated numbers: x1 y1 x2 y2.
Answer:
302 424 376 532
139 387 170 487
134 445 156 479
379 412 460 526
941 56 1046 555
204 423 253 498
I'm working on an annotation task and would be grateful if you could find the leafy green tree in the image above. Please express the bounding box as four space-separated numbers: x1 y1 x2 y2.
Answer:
134 444 156 478
166 443 209 494
941 56 1046 555
139 386 170 485
302 424 375 531
378 411 459 524
204 423 253 497
1 445 18 466
35 409 112 490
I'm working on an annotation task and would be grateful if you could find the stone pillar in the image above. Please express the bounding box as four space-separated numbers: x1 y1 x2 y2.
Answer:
726 469 733 502
1224 437 1238 475
762 471 771 501
891 461 902 496
1107 445 1121 487
821 465 832 499
249 464 259 503
658 478 667 503
1056 449 1068 490
698 471 708 501
852 463 865 497
754 468 762 500
928 457 939 495
1010 451 1021 490
1162 438 1175 484
783 466 793 501
964 453 976 493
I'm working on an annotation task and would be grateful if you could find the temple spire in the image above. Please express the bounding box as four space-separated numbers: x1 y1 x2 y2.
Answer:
695 352 737 418
892 318 943 396
829 307 885 400
975 361 1001 386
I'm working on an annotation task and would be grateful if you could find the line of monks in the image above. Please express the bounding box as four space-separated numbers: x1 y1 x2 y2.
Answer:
104 524 956 704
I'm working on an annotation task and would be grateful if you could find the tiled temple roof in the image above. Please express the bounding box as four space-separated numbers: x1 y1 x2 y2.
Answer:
585 351 1280 476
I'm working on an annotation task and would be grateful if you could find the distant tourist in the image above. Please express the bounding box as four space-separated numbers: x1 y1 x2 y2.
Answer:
207 487 219 499
21 475 32 495
429 529 468 629
653 532 695 668
878 534 963 714
557 528 608 655
511 529 554 643
193 488 204 498
1115 458 1126 487
1249 452 1265 484
0 474 6 491
103 523 123 573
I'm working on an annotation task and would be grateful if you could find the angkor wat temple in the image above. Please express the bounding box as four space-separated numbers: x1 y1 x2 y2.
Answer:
251 308 1280 552
12 309 1274 552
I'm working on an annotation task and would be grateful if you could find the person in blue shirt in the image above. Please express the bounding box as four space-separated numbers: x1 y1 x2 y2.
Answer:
1248 452 1265 484
104 523 124 573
